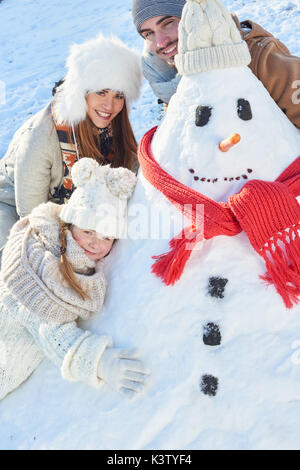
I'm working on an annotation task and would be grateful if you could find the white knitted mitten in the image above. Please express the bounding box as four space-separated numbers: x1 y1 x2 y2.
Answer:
98 348 150 398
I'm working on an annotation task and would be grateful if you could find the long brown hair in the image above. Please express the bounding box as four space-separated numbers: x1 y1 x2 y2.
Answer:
70 102 137 169
59 221 88 301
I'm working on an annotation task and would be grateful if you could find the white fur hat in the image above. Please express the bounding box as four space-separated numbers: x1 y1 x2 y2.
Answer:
53 33 142 125
175 0 251 75
60 158 137 238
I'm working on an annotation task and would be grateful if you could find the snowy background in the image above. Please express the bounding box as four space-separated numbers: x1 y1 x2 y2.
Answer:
0 0 300 451
1 0 300 158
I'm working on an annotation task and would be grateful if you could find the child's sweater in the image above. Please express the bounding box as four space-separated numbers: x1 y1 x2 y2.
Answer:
0 202 112 400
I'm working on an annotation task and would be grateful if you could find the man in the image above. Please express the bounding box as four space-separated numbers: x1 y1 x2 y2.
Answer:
132 0 300 128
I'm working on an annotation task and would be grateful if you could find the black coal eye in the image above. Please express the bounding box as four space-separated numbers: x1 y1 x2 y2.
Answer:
195 106 212 127
237 98 252 121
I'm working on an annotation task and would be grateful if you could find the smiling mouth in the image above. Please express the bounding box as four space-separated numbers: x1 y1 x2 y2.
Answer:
188 168 253 183
157 40 178 57
95 110 111 120
162 44 177 55
84 247 98 255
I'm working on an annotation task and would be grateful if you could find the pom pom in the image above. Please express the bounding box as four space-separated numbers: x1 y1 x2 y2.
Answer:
105 167 137 200
71 158 100 187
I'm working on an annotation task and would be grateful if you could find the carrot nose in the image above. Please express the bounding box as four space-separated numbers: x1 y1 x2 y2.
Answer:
218 133 241 152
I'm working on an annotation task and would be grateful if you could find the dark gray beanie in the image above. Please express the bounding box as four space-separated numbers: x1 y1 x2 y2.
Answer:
132 0 185 33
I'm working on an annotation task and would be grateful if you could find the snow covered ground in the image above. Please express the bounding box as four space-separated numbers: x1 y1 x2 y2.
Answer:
0 0 300 451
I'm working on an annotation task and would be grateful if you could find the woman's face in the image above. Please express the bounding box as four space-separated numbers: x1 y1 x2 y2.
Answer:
71 226 114 261
86 89 125 128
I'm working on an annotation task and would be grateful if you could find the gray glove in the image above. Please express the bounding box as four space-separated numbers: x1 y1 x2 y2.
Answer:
98 348 150 398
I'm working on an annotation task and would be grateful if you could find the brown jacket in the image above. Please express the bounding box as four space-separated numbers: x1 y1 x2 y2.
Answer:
233 15 300 128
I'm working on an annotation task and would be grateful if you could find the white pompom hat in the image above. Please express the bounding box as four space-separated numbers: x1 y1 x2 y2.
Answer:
60 158 137 238
175 0 251 75
53 33 142 125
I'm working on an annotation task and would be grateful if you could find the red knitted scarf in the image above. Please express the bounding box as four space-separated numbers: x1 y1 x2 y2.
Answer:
138 126 300 309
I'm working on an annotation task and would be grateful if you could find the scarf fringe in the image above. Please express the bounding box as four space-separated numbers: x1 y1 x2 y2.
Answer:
152 227 199 286
260 225 300 308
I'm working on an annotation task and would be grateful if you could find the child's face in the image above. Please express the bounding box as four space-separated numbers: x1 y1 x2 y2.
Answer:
71 226 114 261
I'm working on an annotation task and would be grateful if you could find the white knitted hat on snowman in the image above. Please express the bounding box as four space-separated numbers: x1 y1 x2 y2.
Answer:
60 158 137 238
53 33 142 125
175 0 251 75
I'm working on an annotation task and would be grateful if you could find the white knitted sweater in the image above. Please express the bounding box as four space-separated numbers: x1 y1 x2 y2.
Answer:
0 202 112 401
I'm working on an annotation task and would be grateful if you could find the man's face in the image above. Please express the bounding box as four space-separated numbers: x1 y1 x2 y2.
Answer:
139 15 180 66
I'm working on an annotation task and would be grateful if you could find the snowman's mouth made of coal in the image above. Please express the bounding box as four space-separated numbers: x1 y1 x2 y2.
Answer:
188 167 253 183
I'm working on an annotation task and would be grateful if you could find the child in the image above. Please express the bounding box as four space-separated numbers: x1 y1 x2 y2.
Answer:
0 158 149 400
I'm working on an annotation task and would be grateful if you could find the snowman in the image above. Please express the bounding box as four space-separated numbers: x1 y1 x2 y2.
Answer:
1 0 300 451
143 0 300 310
92 0 300 448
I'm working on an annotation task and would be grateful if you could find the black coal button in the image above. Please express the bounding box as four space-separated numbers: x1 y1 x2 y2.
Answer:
208 277 228 299
203 322 221 346
200 374 218 397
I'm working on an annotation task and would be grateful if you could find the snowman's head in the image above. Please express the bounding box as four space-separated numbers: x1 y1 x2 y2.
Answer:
150 0 300 202
151 65 300 202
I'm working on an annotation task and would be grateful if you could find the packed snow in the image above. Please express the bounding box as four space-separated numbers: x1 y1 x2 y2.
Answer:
0 0 300 451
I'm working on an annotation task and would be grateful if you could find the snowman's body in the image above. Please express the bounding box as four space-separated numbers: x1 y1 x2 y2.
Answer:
83 65 300 448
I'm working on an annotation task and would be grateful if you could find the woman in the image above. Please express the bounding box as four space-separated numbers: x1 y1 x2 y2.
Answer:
0 33 142 260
